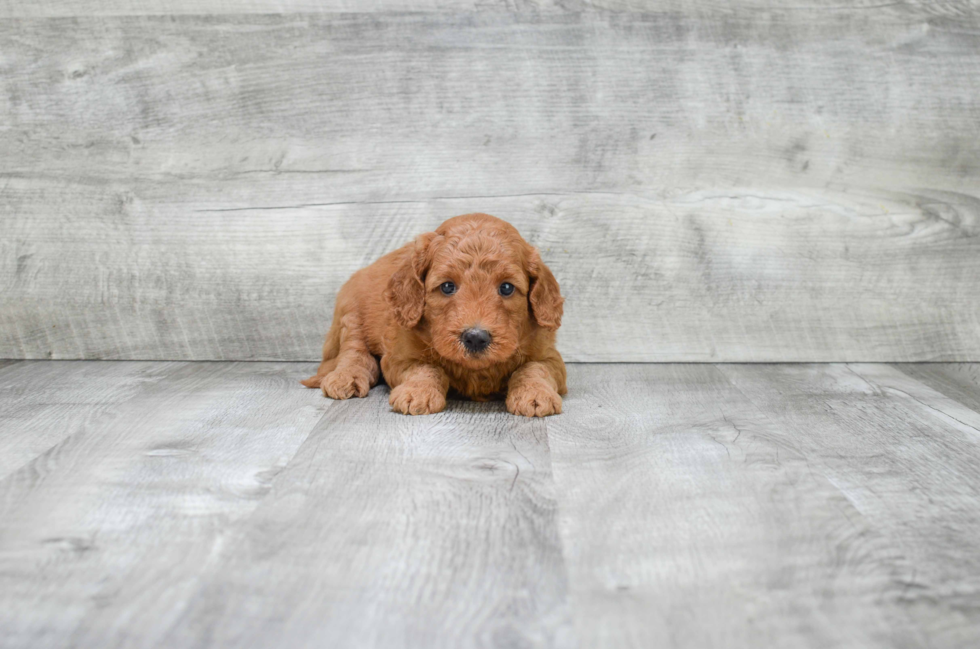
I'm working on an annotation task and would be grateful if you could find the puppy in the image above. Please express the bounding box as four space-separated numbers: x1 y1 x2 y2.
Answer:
301 213 567 416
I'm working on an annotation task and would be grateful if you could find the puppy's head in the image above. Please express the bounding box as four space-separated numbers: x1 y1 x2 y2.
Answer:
384 213 563 369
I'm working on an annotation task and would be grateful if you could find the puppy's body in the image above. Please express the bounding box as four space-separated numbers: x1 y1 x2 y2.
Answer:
302 213 566 416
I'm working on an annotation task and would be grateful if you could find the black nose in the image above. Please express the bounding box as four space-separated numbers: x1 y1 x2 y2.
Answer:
461 328 492 353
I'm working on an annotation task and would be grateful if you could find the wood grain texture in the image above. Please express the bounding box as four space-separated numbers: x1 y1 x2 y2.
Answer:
1 361 980 647
852 363 980 441
894 363 980 413
718 363 980 649
2 0 977 17
0 362 325 649
0 360 185 481
165 388 572 648
547 363 936 648
2 11 979 362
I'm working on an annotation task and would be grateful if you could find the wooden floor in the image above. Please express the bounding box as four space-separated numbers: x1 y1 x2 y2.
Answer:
1 361 979 648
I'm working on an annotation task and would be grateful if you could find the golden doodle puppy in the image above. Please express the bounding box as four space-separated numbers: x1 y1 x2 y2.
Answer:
302 213 566 416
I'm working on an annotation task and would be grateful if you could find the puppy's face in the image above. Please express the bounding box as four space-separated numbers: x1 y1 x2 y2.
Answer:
423 238 529 369
384 214 564 370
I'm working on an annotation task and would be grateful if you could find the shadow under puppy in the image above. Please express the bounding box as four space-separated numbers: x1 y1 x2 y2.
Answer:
302 213 567 416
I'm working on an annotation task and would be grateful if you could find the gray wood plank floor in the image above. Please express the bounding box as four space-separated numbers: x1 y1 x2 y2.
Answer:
1 362 979 648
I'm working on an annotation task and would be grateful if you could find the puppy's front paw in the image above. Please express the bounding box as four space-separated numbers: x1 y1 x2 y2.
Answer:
321 369 372 400
507 381 562 417
389 383 446 415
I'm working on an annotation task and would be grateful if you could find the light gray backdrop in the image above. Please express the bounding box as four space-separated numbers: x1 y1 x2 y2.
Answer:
2 1 978 361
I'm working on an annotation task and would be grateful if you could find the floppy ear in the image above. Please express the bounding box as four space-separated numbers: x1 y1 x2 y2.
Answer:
527 247 564 330
384 232 438 329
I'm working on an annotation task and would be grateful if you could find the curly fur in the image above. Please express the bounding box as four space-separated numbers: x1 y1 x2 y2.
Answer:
301 213 567 416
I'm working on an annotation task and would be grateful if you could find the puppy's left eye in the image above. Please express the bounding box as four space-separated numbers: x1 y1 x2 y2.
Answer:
498 282 515 297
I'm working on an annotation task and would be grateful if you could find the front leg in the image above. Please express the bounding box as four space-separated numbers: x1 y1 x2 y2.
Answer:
506 357 566 417
383 357 449 416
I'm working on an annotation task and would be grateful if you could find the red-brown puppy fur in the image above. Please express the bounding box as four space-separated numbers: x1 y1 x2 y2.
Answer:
301 213 566 416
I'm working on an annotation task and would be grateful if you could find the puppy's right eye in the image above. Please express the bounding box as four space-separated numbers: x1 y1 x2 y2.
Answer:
440 281 456 295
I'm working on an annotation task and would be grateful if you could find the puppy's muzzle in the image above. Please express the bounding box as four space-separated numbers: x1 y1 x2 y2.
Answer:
461 327 491 354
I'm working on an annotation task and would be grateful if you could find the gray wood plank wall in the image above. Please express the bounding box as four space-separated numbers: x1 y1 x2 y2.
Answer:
2 3 978 361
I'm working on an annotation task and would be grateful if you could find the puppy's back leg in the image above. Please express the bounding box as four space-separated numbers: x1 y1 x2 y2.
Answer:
314 312 380 399
300 357 338 388
301 318 343 387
